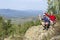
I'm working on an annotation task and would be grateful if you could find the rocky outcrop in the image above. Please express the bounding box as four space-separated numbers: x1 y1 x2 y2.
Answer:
24 23 60 40
4 23 60 40
50 36 60 40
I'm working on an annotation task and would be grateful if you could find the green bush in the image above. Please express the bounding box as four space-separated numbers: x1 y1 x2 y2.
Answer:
0 16 41 40
34 20 41 26
18 20 41 35
19 21 34 35
55 14 60 21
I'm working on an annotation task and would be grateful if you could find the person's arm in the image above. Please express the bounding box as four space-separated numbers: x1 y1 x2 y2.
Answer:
54 15 57 23
55 17 56 21
41 17 44 21
45 13 50 17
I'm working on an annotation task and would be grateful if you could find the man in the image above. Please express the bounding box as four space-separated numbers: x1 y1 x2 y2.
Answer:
42 14 50 30
45 12 56 26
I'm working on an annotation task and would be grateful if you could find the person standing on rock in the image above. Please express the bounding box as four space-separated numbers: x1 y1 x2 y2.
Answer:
42 14 50 30
45 12 56 26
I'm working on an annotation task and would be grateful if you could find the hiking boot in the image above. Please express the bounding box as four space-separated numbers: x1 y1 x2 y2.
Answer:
43 28 46 30
43 26 46 30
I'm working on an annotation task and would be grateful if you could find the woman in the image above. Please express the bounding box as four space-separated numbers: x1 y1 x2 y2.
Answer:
42 14 50 30
45 12 56 26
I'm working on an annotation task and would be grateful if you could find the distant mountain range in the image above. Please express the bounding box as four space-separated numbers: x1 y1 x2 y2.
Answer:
0 9 43 18
0 9 44 24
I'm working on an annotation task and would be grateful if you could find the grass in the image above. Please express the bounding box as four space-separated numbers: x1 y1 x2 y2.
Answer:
55 14 60 21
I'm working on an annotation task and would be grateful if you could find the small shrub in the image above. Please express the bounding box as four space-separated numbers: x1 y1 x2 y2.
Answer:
55 14 60 21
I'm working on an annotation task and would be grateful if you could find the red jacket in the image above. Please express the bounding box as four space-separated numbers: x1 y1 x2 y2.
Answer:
45 13 56 21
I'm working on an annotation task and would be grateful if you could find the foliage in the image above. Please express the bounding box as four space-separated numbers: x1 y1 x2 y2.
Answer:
19 20 41 35
48 0 60 14
0 16 41 40
34 20 41 26
0 16 13 40
55 14 60 20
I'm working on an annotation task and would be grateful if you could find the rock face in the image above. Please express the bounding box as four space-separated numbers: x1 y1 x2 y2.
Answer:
50 36 60 40
24 24 60 40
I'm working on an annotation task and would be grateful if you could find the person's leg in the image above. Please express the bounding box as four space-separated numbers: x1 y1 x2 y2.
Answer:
45 22 50 30
53 21 56 26
43 25 46 30
50 20 54 26
47 23 50 29
43 22 46 30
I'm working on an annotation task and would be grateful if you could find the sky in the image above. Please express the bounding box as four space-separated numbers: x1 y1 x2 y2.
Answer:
0 0 48 11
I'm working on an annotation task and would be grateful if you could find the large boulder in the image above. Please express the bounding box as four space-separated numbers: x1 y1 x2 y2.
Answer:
24 24 60 40
50 36 60 40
